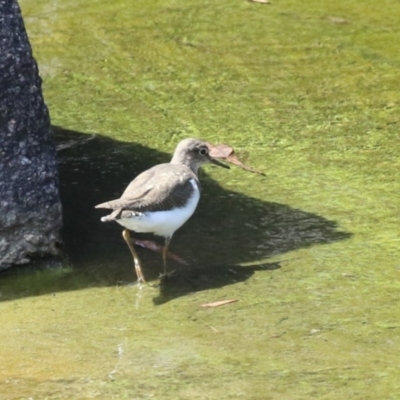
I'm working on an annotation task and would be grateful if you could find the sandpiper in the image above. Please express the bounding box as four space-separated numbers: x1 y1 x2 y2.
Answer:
95 138 229 283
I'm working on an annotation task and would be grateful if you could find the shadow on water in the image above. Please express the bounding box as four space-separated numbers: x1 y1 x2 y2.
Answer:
154 262 282 305
0 127 352 303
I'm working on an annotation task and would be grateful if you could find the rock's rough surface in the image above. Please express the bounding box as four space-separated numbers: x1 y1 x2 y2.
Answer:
0 0 62 270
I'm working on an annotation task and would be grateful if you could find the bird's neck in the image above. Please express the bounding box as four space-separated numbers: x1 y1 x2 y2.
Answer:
170 154 199 175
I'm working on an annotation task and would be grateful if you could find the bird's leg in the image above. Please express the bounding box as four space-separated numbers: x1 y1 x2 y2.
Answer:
122 229 146 284
162 236 171 276
130 238 189 265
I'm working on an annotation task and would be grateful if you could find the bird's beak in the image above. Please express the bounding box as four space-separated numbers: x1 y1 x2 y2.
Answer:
209 156 230 169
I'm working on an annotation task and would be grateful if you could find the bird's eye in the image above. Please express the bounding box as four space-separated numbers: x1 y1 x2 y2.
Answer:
199 147 208 156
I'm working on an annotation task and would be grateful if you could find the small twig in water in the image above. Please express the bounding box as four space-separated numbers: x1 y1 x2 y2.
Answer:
200 299 238 308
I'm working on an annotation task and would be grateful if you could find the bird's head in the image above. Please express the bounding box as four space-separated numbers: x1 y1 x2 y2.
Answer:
170 138 229 174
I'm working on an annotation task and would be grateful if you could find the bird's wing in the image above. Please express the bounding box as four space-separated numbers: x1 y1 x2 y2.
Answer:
95 164 198 213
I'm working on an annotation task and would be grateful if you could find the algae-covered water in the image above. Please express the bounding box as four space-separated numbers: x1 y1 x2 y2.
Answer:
1 0 400 398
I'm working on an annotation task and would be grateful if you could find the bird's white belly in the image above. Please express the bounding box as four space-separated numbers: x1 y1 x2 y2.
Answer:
117 180 200 238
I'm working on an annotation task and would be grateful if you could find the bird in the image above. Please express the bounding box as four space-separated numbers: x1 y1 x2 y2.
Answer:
95 138 229 284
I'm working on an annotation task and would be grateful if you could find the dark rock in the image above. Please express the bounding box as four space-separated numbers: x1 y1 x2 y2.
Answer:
0 0 62 270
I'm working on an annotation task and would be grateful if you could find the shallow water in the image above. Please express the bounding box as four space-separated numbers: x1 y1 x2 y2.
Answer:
1 0 400 398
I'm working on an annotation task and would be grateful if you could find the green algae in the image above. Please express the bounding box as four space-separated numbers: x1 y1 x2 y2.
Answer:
1 0 400 398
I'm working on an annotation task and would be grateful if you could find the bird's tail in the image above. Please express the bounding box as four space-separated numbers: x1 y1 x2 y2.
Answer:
100 209 121 222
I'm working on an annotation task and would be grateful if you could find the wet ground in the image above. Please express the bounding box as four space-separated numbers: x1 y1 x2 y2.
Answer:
1 0 400 398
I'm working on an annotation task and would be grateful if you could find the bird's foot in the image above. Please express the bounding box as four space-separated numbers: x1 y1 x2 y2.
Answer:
159 269 176 280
